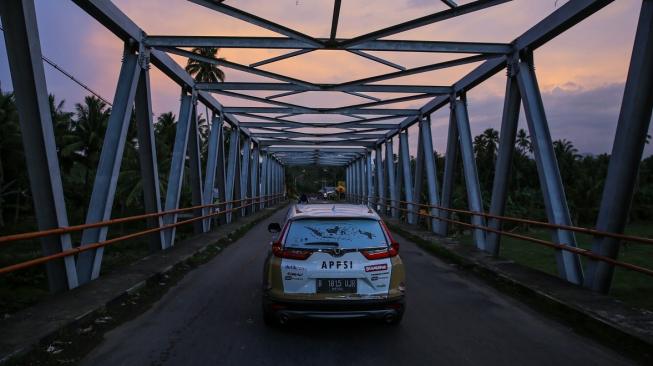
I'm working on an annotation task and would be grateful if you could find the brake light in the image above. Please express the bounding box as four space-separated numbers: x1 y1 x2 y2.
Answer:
272 242 313 260
282 248 312 260
362 220 400 259
361 241 399 260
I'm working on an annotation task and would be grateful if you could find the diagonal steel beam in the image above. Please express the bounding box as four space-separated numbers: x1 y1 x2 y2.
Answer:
266 90 306 100
188 0 324 47
343 91 382 102
77 45 142 283
378 0 615 145
250 49 313 68
210 90 319 113
348 50 406 71
160 46 319 90
340 0 511 47
442 0 458 8
330 0 342 41
329 93 436 113
333 54 489 91
70 1 253 135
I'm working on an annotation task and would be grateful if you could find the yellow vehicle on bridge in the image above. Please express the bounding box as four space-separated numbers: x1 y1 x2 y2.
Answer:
262 204 406 326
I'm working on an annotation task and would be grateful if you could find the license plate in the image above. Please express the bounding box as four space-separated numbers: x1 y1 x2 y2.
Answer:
316 278 357 293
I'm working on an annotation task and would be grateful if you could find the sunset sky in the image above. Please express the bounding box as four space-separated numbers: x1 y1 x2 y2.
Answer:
0 0 650 157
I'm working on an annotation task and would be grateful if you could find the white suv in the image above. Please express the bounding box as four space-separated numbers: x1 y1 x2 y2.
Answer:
262 204 406 326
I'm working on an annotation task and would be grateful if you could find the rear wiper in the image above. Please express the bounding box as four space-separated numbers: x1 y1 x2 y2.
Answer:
303 241 339 247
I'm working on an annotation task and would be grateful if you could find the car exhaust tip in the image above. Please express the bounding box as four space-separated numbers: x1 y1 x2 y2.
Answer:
278 313 290 325
383 313 395 324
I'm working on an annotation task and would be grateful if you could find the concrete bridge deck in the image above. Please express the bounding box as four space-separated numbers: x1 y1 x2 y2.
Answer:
80 208 631 366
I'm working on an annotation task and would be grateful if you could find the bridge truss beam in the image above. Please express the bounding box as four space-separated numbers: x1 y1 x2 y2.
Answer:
3 0 643 294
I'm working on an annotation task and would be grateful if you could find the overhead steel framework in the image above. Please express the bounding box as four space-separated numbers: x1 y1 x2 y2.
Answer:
1 0 652 294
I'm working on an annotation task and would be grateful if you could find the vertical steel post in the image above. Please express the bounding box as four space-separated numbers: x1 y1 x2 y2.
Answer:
386 139 398 218
162 91 195 249
250 144 260 213
268 158 273 204
587 0 653 293
202 113 224 231
188 103 205 234
271 159 277 204
240 136 251 216
366 151 374 207
345 164 349 201
0 0 78 291
265 156 272 206
276 160 279 203
260 153 268 209
454 98 487 250
359 158 365 204
375 145 385 213
225 129 240 223
351 160 357 202
280 161 284 202
399 130 415 224
413 130 424 223
439 108 458 236
133 48 165 251
396 147 404 221
77 44 142 282
275 159 281 203
420 116 442 233
487 66 522 256
350 162 355 202
359 157 364 203
233 134 242 219
216 119 227 224
516 54 583 284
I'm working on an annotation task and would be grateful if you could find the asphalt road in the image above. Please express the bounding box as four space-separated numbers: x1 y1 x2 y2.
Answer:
82 208 633 366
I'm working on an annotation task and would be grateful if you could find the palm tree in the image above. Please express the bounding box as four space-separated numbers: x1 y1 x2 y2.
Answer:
185 47 226 121
515 129 532 155
49 95 74 174
67 96 111 211
0 91 21 227
154 112 178 195
185 47 226 83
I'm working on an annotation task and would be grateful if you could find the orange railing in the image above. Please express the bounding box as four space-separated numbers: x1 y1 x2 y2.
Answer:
348 194 653 277
0 194 284 275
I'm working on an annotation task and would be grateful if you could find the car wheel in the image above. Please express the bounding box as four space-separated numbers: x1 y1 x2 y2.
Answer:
263 309 279 327
262 300 282 327
383 311 404 326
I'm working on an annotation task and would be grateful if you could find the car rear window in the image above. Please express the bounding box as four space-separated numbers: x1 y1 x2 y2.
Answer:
284 219 388 249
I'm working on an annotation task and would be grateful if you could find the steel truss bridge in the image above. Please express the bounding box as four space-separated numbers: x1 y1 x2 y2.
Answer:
0 0 652 299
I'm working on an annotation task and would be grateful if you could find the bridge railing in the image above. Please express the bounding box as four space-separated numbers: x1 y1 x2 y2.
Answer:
347 193 653 278
0 194 283 275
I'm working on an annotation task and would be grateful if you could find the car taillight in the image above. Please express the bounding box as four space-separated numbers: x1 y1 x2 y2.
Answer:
362 220 400 259
361 242 399 260
272 241 312 260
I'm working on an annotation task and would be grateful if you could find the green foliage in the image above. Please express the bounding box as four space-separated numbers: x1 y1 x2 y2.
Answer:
398 127 652 228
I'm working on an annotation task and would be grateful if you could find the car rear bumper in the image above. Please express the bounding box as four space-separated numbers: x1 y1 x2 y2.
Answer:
263 296 405 320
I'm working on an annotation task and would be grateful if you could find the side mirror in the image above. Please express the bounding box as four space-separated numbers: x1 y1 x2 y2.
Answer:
268 222 281 233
